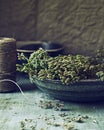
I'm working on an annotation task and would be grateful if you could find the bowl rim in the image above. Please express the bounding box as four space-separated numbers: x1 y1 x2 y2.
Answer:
16 41 64 53
31 75 103 84
30 75 104 93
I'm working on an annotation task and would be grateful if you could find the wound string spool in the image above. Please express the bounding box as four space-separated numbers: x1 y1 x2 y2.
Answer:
0 37 16 92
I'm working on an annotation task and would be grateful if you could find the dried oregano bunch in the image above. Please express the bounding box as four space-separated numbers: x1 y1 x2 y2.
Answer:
17 48 50 75
17 48 104 84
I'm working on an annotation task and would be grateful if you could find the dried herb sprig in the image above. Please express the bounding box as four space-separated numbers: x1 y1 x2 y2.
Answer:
38 99 64 111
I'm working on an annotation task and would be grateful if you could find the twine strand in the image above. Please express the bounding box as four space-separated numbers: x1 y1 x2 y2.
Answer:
0 79 29 100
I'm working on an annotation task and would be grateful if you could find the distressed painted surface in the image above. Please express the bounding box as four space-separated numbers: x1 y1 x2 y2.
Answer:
0 88 104 130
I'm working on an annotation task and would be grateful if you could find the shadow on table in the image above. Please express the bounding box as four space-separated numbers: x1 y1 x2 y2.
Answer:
16 72 37 92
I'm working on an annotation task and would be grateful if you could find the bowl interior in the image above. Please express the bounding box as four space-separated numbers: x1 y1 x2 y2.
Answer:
17 41 43 53
42 42 64 51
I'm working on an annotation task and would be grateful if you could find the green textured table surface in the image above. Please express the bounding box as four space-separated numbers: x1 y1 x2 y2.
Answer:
0 73 104 130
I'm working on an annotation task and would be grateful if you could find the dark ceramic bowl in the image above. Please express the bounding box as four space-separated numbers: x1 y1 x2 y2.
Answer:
16 41 64 57
30 76 104 102
42 41 64 57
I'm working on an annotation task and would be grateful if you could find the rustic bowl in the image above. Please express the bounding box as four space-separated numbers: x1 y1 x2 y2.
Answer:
16 41 64 57
30 76 104 102
16 41 43 58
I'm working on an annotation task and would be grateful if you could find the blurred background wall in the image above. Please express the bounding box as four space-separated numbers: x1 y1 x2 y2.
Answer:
0 0 104 55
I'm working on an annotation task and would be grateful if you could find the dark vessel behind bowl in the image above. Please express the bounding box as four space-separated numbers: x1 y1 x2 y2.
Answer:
42 41 64 57
16 41 64 58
